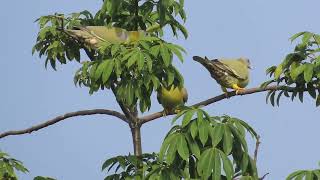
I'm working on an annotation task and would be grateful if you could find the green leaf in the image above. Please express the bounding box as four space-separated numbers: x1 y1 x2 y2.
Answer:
304 63 314 83
34 177 56 180
290 64 305 80
167 69 175 86
276 91 284 106
160 45 171 66
213 149 221 180
241 154 249 172
127 51 138 68
186 135 200 159
302 32 313 45
102 157 116 171
102 60 114 83
150 45 160 57
223 126 233 155
151 75 160 90
197 148 215 179
159 133 177 162
199 120 209 146
298 91 304 103
286 171 304 180
274 64 283 79
177 134 189 160
111 44 120 56
190 121 198 139
182 110 194 127
313 170 320 179
305 171 313 180
219 150 234 180
307 84 316 99
166 139 178 164
270 91 276 106
12 161 29 173
228 125 248 152
290 32 306 42
166 43 184 62
145 53 153 72
137 52 145 71
210 124 224 147
171 110 187 125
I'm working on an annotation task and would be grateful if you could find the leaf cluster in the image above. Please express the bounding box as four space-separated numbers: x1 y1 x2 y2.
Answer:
32 0 188 113
73 37 185 112
286 168 320 180
262 32 320 106
102 153 160 180
97 0 187 37
157 108 259 180
0 151 29 180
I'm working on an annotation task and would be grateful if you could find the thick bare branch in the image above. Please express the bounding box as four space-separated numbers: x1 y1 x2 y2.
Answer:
0 109 127 139
139 85 296 124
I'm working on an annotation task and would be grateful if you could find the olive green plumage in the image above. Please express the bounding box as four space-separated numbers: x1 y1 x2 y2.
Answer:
64 26 146 49
157 85 188 114
193 56 251 93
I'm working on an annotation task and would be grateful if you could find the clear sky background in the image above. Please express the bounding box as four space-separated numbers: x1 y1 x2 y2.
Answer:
1 0 320 179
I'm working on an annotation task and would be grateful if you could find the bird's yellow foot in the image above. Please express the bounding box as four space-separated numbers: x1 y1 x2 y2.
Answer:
232 84 245 95
161 109 168 117
174 109 181 114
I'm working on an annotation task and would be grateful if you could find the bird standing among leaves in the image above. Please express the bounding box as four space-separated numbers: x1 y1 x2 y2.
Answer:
64 26 146 49
193 56 251 94
157 85 188 115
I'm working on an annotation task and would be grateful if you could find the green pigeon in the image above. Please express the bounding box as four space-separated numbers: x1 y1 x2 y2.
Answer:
157 85 188 115
64 26 146 49
193 56 251 94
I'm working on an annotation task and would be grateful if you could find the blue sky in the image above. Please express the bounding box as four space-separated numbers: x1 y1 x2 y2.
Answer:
1 0 320 179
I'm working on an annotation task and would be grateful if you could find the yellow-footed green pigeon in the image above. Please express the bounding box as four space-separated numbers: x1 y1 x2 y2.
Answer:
193 56 251 94
64 26 146 49
157 85 188 115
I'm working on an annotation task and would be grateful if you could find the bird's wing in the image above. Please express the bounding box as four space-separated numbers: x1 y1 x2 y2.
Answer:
182 87 188 103
214 59 247 80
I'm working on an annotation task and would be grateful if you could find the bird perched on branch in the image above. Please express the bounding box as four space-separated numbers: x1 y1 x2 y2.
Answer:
157 85 188 115
63 26 146 49
193 56 251 94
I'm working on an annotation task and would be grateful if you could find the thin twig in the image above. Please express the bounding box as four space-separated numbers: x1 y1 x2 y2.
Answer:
139 85 301 124
259 173 270 180
254 135 261 163
0 109 127 139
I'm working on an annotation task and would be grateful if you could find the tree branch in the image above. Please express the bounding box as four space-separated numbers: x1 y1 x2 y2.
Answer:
139 85 298 124
111 85 137 122
0 109 127 139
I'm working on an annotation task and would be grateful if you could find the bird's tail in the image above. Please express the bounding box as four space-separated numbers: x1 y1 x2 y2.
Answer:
193 56 225 79
193 56 218 71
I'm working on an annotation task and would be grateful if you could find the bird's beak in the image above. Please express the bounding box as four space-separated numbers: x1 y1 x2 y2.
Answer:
248 65 252 69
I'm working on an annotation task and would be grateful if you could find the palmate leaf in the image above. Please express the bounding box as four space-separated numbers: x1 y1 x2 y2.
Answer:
196 148 233 180
286 169 320 180
160 109 259 179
